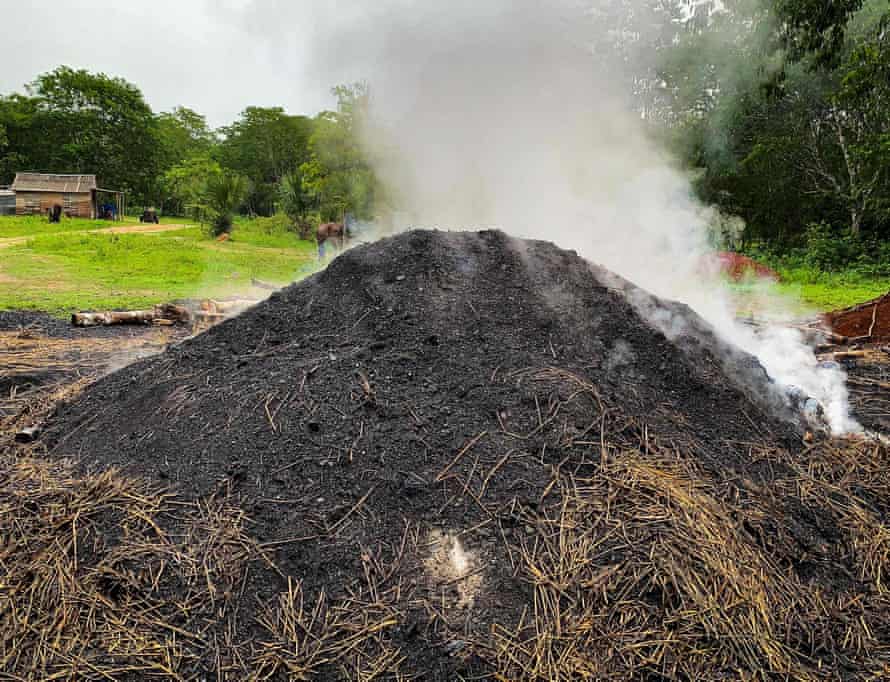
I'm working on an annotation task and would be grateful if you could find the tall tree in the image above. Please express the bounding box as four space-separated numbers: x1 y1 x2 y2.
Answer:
657 0 890 243
27 66 158 198
0 94 38 183
218 107 313 215
774 0 885 64
161 155 222 219
300 83 377 222
155 106 215 169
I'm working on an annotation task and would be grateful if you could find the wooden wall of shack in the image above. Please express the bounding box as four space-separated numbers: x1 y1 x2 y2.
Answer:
15 190 95 218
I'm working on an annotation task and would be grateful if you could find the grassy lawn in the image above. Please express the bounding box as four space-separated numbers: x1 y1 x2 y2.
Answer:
1 214 886 316
0 217 317 314
774 269 890 311
728 266 890 318
228 215 313 249
0 215 140 238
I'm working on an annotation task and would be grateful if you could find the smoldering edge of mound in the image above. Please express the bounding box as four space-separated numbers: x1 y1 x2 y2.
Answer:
9 229 887 679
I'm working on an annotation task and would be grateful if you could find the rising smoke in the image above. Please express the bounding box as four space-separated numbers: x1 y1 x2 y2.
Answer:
296 0 858 433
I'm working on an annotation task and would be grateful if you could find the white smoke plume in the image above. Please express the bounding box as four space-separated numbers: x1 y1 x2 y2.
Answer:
294 0 858 433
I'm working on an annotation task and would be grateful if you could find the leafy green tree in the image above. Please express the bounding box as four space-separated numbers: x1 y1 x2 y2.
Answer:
155 107 215 169
27 66 159 200
301 83 377 222
162 156 222 219
217 107 313 215
773 0 886 64
657 0 890 246
0 94 43 183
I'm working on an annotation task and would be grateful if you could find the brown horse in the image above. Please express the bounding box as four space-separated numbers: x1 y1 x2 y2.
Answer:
316 222 345 259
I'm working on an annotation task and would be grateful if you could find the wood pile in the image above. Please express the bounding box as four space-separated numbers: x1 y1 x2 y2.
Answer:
72 299 260 328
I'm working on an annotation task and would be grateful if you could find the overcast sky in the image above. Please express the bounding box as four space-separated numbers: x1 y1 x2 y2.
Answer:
0 0 369 127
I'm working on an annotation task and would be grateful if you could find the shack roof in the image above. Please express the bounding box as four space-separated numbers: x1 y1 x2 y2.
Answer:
11 173 97 193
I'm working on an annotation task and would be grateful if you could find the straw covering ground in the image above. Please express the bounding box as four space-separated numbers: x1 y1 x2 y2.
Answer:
2 230 890 680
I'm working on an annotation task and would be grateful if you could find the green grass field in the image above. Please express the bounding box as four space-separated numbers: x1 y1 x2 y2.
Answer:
729 268 890 317
0 214 886 316
773 269 890 311
0 215 142 238
0 216 317 313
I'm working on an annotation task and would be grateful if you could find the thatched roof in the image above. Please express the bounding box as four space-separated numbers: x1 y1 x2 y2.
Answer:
11 173 97 193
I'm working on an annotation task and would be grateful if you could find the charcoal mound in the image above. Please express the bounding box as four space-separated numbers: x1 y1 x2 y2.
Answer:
32 230 890 679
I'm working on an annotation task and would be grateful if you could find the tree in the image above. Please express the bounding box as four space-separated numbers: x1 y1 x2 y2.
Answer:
162 156 222 219
301 83 378 222
154 106 215 169
217 107 314 215
26 66 159 200
0 94 43 184
773 0 883 64
204 171 248 236
656 0 890 244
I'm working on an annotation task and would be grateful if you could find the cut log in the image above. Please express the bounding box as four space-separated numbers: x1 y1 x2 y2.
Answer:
832 351 868 361
155 303 190 321
739 317 846 344
72 303 191 327
847 377 890 391
72 310 156 327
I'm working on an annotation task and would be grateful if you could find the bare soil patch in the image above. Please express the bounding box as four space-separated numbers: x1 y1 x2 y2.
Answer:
827 292 890 342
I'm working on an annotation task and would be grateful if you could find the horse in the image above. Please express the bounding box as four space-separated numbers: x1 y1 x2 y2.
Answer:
316 221 346 259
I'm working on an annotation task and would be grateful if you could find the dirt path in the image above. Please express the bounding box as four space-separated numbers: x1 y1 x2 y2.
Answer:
89 223 191 236
0 222 191 250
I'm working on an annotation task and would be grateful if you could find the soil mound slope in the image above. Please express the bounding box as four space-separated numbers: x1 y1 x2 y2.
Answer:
827 291 890 342
12 230 889 679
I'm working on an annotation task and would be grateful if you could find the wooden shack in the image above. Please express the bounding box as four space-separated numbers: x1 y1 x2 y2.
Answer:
11 173 98 218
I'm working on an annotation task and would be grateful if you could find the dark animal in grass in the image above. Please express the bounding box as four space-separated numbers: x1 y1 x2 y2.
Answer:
316 221 346 259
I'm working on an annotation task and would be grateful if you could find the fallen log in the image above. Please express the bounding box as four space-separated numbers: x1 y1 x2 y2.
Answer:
193 311 227 321
73 310 156 327
832 351 868 361
72 303 190 327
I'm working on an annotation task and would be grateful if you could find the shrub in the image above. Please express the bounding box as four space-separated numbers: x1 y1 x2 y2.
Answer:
205 172 249 237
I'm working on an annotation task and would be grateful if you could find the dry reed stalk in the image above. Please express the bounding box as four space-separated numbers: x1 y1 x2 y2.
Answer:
0 455 272 680
488 450 833 680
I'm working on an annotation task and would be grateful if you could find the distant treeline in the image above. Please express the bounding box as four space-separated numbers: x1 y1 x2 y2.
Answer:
0 67 375 235
2 0 889 258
